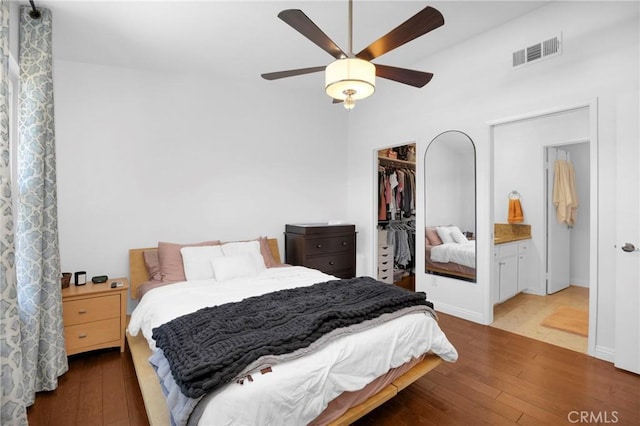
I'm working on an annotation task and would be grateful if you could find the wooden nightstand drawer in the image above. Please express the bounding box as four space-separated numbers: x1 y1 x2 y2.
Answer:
63 294 120 326
64 317 121 352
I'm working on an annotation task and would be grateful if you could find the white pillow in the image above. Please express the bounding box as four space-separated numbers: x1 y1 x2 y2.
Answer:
449 227 469 244
436 226 455 244
211 255 258 281
221 240 267 271
180 245 224 281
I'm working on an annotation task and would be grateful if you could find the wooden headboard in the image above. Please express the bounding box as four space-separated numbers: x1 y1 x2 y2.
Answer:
129 238 282 299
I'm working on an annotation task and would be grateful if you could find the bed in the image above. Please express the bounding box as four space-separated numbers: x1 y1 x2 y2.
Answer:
425 226 476 281
126 237 458 425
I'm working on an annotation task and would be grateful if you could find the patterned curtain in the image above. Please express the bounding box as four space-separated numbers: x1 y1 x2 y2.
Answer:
0 1 28 424
16 6 67 406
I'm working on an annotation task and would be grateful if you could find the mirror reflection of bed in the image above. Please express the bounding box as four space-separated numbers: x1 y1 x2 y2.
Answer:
424 131 476 283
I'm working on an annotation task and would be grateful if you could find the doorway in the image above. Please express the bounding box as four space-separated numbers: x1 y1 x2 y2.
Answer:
376 142 416 291
489 104 596 355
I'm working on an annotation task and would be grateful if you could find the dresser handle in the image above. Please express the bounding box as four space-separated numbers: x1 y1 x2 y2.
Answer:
316 244 323 248
78 310 87 314
341 241 347 246
329 261 335 266
78 333 87 339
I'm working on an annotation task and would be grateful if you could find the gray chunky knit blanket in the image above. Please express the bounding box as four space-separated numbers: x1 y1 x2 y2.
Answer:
152 276 431 399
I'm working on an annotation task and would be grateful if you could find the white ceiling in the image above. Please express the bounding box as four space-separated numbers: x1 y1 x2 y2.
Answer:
36 0 548 88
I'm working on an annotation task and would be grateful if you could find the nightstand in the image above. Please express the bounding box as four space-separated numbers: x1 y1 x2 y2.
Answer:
285 223 356 279
61 278 129 356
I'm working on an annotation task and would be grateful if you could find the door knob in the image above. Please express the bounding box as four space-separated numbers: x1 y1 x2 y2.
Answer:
621 243 639 252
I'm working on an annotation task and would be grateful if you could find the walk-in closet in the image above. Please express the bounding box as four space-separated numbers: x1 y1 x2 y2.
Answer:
377 143 416 291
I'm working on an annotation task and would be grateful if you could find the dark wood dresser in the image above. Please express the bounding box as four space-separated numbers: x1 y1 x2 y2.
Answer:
285 223 356 279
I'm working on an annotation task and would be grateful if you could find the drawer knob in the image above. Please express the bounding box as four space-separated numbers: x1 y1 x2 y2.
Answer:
316 244 323 248
78 310 87 314
78 333 87 339
341 241 347 246
329 261 335 266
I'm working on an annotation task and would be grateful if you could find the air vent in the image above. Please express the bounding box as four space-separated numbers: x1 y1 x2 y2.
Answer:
513 34 562 68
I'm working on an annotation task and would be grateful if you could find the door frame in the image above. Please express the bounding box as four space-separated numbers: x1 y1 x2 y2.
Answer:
488 99 598 357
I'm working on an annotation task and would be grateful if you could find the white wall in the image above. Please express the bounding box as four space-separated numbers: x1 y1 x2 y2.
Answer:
345 0 639 360
54 61 349 309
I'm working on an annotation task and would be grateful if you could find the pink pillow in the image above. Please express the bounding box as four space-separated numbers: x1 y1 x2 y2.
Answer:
158 240 221 282
425 227 442 246
258 237 278 267
143 250 162 281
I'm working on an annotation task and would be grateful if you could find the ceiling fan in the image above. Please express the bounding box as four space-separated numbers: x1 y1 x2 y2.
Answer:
261 0 444 110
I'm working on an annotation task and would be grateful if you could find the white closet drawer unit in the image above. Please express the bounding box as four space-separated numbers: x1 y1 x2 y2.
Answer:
378 244 394 284
378 268 394 284
378 245 393 260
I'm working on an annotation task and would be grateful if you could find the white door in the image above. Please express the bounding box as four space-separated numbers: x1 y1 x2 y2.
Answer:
614 93 640 374
546 147 571 294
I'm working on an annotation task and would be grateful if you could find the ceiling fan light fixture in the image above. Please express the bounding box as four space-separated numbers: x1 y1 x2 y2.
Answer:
325 58 375 103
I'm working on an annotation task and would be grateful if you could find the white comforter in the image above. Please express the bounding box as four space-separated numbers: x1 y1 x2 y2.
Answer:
430 242 476 268
128 266 458 426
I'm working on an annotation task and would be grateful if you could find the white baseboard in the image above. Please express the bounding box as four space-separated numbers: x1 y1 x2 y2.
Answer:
570 280 590 288
595 345 615 363
523 288 546 296
434 302 486 325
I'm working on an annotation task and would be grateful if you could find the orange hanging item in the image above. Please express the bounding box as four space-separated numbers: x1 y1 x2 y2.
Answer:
508 197 524 224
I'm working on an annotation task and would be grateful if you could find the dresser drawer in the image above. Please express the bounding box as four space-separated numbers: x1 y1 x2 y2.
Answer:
305 253 354 272
64 317 121 352
63 294 120 326
305 235 355 256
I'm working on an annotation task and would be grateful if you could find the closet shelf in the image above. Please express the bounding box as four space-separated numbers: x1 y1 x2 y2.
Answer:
378 156 416 167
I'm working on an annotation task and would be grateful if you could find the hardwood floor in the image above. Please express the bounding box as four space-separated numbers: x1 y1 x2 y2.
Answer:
27 343 149 426
27 313 638 426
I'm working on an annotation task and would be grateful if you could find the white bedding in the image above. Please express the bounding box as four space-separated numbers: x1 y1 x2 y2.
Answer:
430 242 476 268
128 266 458 426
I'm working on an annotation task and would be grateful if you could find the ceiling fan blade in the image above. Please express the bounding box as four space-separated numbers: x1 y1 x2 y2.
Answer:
278 9 346 59
261 66 326 81
332 98 343 104
375 64 433 88
357 6 444 61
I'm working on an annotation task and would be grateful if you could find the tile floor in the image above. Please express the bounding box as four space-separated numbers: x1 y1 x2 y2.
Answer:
491 285 589 353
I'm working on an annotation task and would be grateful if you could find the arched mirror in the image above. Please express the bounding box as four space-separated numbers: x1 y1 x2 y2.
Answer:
424 131 476 282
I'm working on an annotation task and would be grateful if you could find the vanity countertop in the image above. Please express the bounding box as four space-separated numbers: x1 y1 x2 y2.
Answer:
494 235 531 245
494 223 531 245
